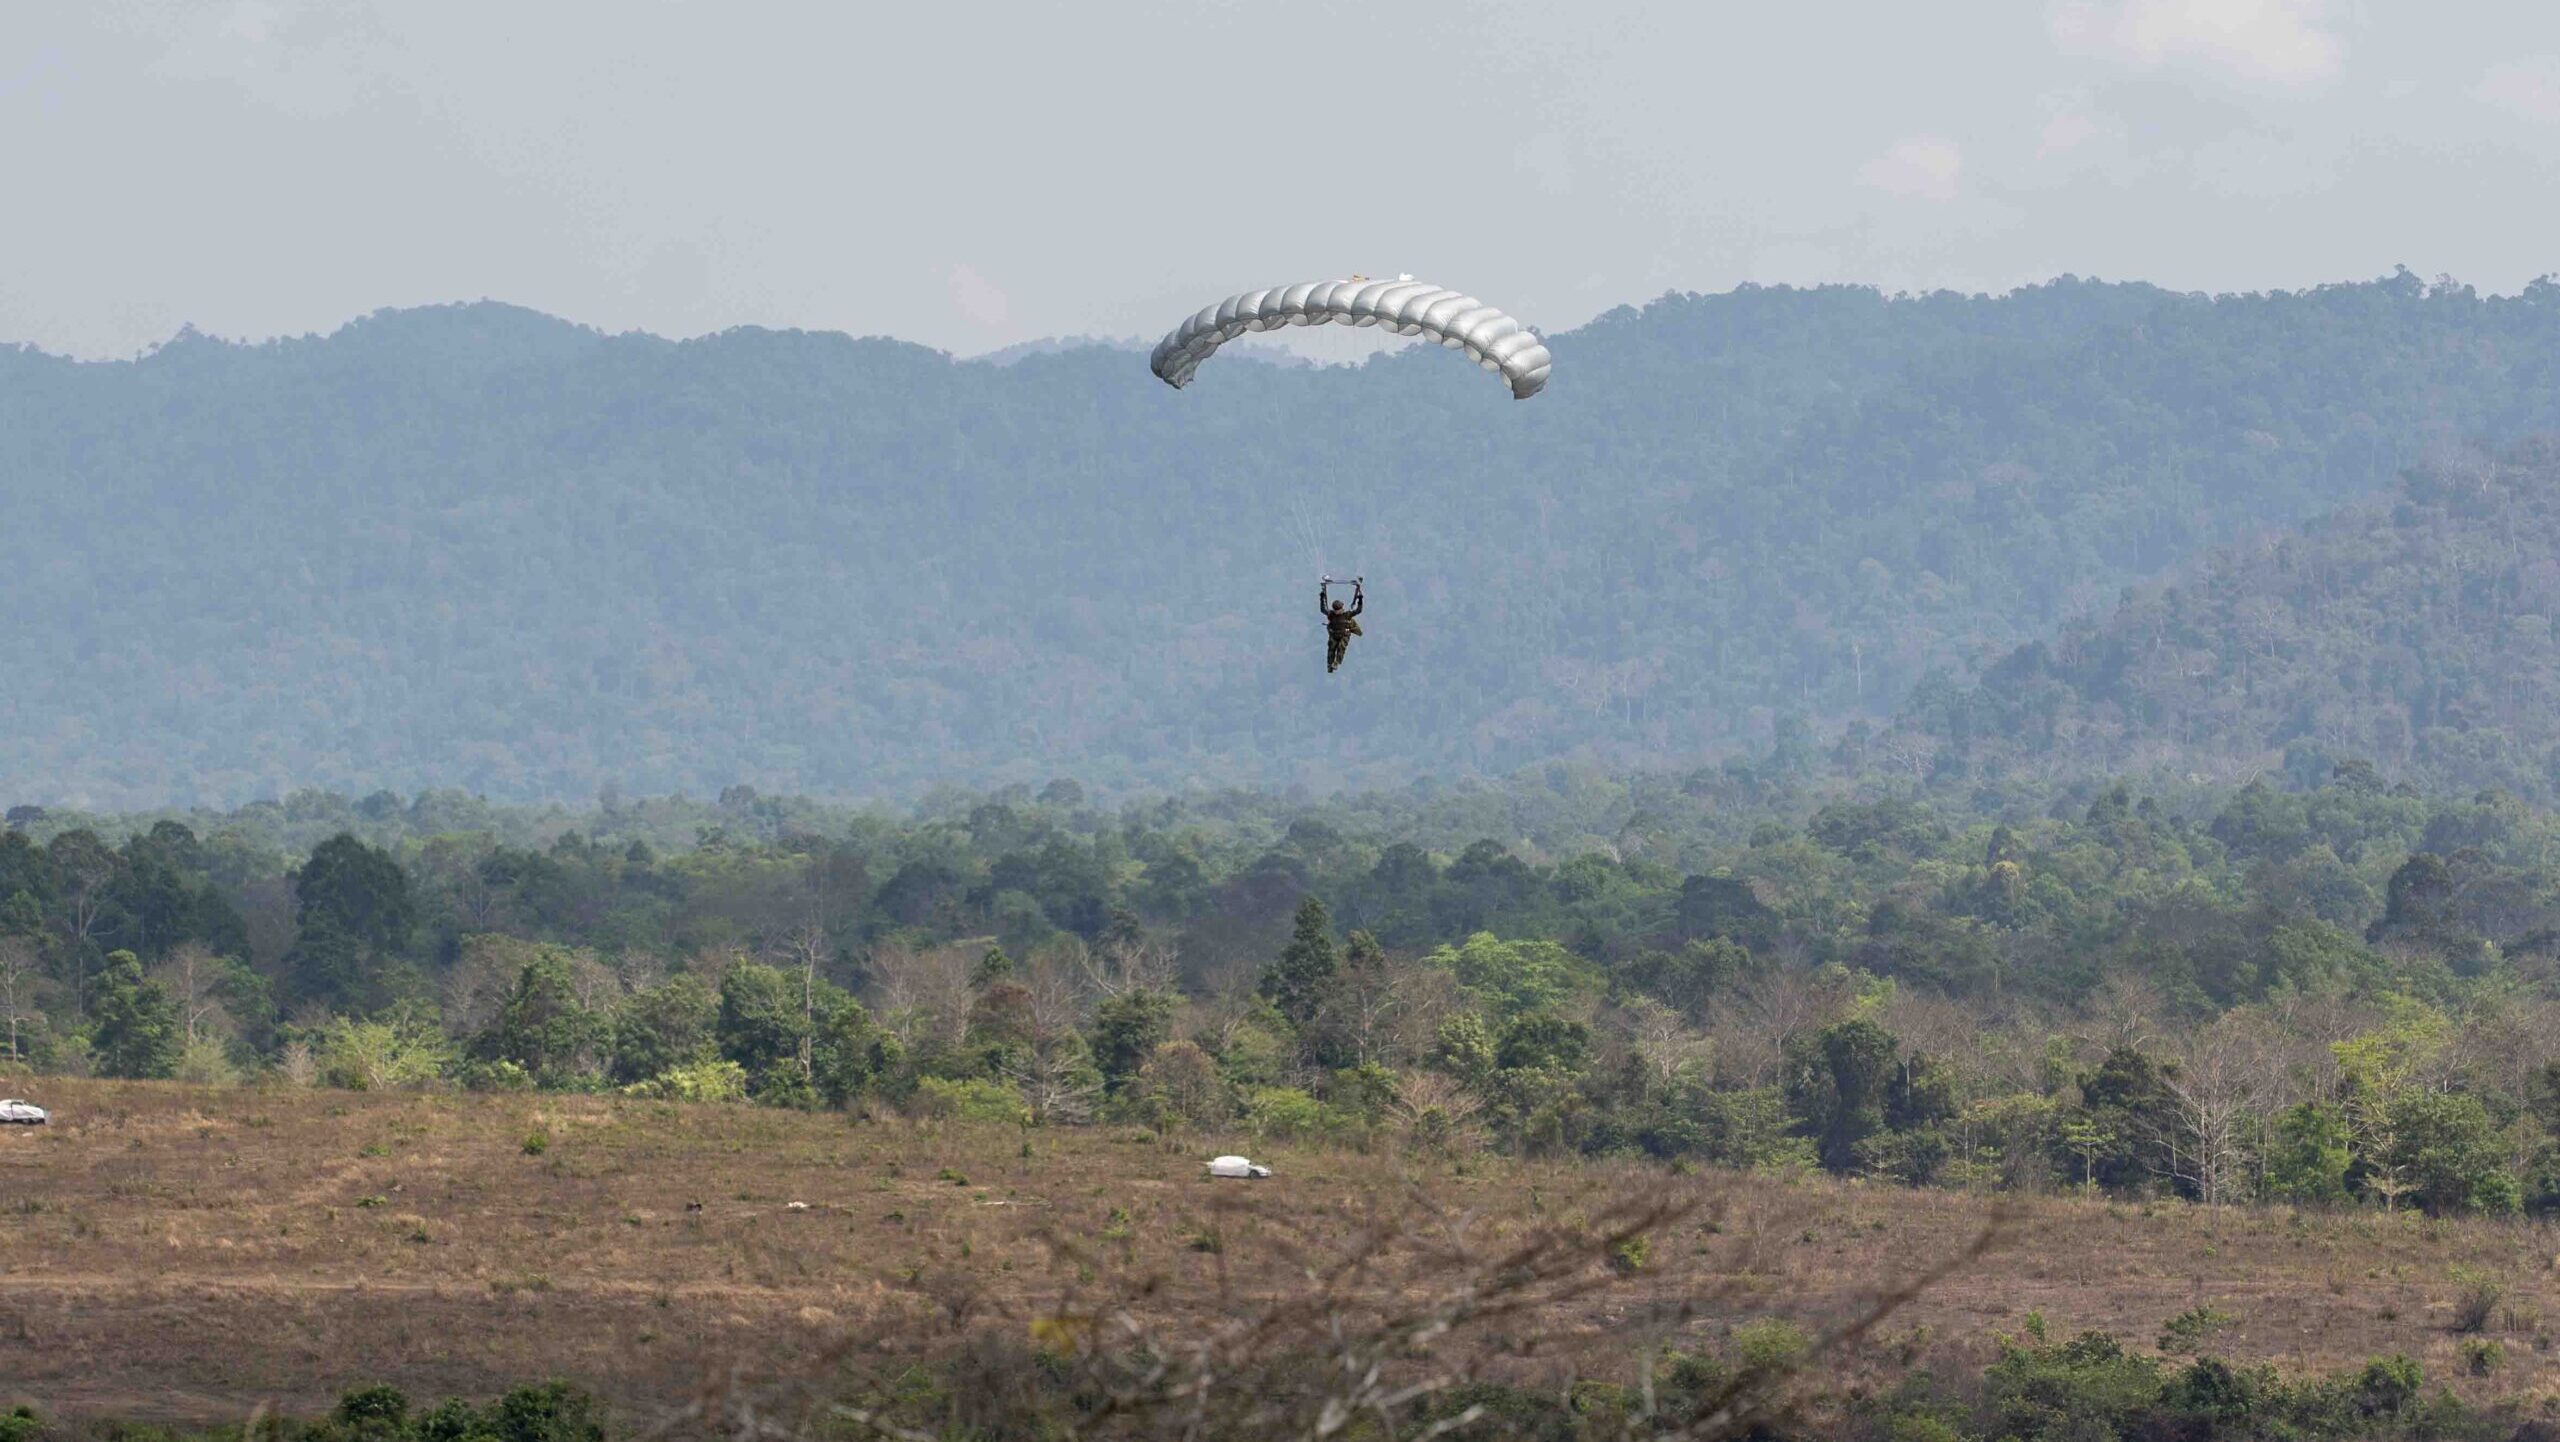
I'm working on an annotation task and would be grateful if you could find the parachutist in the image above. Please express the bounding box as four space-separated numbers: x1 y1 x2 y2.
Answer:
1321 577 1364 674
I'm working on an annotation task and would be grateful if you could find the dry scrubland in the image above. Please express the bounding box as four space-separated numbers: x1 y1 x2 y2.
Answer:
7 1081 2560 1429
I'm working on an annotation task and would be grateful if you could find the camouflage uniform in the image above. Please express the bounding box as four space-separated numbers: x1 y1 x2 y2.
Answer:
1322 584 1364 673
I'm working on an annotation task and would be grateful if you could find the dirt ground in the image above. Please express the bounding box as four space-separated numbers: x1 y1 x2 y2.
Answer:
6 1079 2560 1428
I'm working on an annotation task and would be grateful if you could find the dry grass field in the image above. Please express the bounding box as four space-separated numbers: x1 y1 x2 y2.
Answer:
6 1079 2560 1430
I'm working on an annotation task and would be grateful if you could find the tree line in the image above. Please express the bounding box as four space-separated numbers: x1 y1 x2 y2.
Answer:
10 758 2560 1213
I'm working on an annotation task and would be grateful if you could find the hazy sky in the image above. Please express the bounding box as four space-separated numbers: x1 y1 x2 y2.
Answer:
8 0 2560 360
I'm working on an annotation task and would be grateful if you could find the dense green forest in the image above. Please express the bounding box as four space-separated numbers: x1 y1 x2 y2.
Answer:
14 750 2560 1217
1901 439 2560 803
9 272 2560 807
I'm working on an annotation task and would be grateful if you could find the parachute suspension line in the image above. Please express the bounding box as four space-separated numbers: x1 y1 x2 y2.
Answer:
1285 491 1324 573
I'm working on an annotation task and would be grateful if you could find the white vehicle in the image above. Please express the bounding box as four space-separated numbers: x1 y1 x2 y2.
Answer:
0 1099 46 1126
1205 1154 1270 1179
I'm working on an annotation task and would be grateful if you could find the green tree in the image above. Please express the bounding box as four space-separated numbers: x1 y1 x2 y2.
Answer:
476 952 606 1088
1786 1017 1901 1175
610 974 718 1085
1090 988 1175 1093
1259 896 1337 1031
2388 1091 2518 1216
294 833 415 950
716 962 811 1097
90 950 181 1079
314 1012 453 1091
2265 1101 2353 1205
813 996 898 1107
1432 932 1592 1018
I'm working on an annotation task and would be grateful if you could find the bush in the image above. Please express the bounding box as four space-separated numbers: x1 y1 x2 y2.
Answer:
1981 1331 2165 1441
485 1379 606 1442
521 1129 550 1157
457 1058 537 1093
174 1035 240 1086
2158 1304 2236 1355
913 1076 1032 1127
1885 1416 1966 1442
1730 1317 1813 1374
316 1015 454 1092
0 1407 40 1442
2353 1354 2423 1417
1606 1234 1650 1275
412 1397 488 1442
622 1057 749 1103
334 1383 410 1435
1242 1085 1329 1139
2460 1337 2503 1376
2448 1266 2503 1333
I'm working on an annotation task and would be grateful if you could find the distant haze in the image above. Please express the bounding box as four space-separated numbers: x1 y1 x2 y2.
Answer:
6 278 2558 809
8 1 2560 360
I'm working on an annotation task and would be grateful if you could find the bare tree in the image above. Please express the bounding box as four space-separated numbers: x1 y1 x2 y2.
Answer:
1386 1070 1487 1154
1311 948 1462 1071
2160 1016 2274 1209
1011 1045 1103 1127
2083 973 2165 1055
149 942 233 1046
777 919 830 1084
0 937 42 1063
1624 999 1713 1100
442 936 528 1038
867 942 978 1054
275 1039 317 1087
1018 948 1088 1044
1077 932 1179 1002
1709 969 1844 1088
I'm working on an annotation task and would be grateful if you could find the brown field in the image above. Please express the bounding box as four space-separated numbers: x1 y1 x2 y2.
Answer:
5 1078 2560 1429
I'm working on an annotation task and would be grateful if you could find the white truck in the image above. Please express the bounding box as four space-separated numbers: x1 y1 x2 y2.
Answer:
0 1099 48 1125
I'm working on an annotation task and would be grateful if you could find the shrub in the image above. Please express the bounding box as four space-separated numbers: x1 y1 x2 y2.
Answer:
1982 1332 2165 1441
1607 1234 1650 1276
622 1057 749 1103
913 1076 1032 1127
334 1384 410 1435
2448 1266 2503 1333
316 1015 454 1092
457 1058 537 1093
2157 1304 2236 1355
521 1129 550 1157
2461 1337 2503 1376
0 1407 39 1442
2163 1355 2277 1427
174 1035 239 1086
1730 1318 1813 1374
486 1379 606 1442
412 1397 487 1442
1885 1416 1966 1442
1242 1085 1329 1139
2353 1354 2423 1417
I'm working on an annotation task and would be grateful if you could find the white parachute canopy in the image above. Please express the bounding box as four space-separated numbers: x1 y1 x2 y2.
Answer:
1150 276 1552 400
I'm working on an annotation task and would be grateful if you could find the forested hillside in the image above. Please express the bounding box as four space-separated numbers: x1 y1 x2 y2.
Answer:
8 271 2560 807
1904 439 2560 800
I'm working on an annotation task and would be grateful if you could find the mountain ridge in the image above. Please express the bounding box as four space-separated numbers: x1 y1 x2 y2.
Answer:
7 273 2560 809
1897 437 2560 802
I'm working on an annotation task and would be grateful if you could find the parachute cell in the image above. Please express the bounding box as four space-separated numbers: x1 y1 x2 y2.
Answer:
1149 276 1551 399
